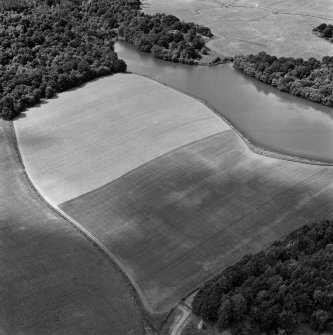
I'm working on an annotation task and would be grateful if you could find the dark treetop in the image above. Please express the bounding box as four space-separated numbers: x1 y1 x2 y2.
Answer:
313 23 333 43
0 0 212 120
234 52 333 108
192 219 333 335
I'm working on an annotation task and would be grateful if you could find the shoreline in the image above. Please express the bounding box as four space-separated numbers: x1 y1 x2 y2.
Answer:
197 36 234 66
116 37 232 67
129 71 333 167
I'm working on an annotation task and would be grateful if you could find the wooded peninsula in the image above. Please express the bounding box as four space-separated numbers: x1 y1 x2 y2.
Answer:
234 53 333 107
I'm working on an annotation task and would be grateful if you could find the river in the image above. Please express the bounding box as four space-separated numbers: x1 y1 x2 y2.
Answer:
115 41 333 163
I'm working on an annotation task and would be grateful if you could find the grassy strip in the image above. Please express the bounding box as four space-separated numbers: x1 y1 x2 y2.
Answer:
5 120 160 333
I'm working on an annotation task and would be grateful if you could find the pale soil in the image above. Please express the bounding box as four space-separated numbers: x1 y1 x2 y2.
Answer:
60 130 333 313
14 73 229 205
143 0 333 59
0 120 144 334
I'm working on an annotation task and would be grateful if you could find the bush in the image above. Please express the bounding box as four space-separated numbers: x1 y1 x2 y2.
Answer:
314 22 333 42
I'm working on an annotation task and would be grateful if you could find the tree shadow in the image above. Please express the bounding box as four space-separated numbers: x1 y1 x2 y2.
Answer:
15 72 123 117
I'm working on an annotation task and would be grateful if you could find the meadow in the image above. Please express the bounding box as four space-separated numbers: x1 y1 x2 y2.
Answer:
0 121 144 334
144 0 333 59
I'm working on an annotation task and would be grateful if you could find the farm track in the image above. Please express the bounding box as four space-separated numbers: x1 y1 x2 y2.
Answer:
170 305 191 335
0 121 147 335
224 1 333 22
10 117 154 315
214 0 333 21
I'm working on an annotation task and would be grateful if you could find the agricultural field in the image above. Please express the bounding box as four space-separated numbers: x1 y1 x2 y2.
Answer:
60 131 333 314
0 121 144 334
143 0 333 59
14 73 333 318
14 74 227 205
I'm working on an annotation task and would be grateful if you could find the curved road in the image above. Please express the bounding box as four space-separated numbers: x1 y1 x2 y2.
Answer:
170 305 191 335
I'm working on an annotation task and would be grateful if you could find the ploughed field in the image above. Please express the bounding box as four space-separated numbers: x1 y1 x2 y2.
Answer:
14 74 226 205
14 73 333 317
0 120 144 334
144 0 333 59
60 131 333 313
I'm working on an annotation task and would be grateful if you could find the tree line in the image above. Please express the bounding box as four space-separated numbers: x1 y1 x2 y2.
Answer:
192 219 333 335
313 23 333 43
118 12 212 64
0 0 213 120
233 52 333 107
0 0 128 120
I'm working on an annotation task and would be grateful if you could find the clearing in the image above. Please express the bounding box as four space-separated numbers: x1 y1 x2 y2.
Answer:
144 0 333 59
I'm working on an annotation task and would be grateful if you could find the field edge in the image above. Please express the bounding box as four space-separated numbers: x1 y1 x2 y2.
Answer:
128 71 333 167
4 120 167 332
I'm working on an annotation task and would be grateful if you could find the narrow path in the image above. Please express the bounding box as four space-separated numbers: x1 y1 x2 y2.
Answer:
11 117 157 318
215 0 333 21
170 305 191 335
0 122 152 334
229 3 333 22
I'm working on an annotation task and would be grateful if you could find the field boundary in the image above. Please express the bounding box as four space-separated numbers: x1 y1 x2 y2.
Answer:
5 121 158 334
126 73 333 167
58 130 231 208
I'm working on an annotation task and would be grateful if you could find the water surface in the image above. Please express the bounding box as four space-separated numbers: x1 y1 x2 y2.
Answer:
115 41 333 163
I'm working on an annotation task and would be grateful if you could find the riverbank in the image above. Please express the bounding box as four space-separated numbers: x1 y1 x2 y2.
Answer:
116 36 232 67
115 41 333 164
132 71 333 166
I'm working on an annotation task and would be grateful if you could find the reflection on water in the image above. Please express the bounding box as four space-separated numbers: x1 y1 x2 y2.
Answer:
115 42 333 162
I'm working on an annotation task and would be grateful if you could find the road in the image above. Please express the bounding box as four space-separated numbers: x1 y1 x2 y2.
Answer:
170 305 191 335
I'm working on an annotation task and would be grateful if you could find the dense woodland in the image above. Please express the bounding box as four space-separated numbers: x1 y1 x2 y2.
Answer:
234 53 333 107
118 12 212 63
192 219 333 335
313 23 333 43
0 0 127 120
0 0 212 120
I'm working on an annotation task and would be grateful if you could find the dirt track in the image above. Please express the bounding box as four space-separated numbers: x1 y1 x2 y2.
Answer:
0 120 145 334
